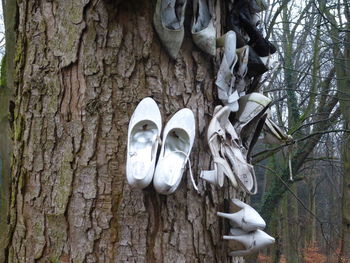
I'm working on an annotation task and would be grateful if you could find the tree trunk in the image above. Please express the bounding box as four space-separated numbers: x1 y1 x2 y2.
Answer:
0 61 12 262
4 0 246 262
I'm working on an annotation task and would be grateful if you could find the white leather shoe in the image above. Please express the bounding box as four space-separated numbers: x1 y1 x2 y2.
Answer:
217 199 266 232
153 108 196 195
126 98 162 189
224 228 275 257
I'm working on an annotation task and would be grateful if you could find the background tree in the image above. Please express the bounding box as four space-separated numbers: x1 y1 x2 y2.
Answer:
250 0 348 262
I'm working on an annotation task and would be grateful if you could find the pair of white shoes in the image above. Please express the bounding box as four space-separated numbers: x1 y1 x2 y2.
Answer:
217 199 275 256
126 97 198 195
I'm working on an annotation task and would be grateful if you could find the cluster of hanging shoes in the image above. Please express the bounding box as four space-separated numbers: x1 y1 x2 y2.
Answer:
125 0 294 257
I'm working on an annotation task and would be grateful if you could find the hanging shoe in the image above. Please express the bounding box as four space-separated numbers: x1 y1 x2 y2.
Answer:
247 46 269 78
192 0 216 56
238 7 276 57
211 104 257 194
234 93 271 158
263 117 293 145
126 98 162 189
222 128 258 194
153 108 198 194
217 199 266 231
215 31 240 111
224 228 275 256
227 8 248 48
235 46 249 95
200 105 238 188
153 0 187 59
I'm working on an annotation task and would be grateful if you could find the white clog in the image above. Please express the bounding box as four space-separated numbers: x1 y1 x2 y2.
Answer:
126 98 162 189
153 108 196 195
217 199 266 232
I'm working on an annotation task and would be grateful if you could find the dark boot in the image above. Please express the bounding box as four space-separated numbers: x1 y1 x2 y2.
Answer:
239 6 277 56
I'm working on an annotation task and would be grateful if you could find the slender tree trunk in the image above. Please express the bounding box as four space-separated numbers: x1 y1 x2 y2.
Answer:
3 0 249 262
0 64 11 262
0 0 17 260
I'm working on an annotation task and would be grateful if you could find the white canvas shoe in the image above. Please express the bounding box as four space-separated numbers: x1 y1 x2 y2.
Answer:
217 199 266 232
153 108 197 195
224 228 275 257
126 98 162 189
191 0 216 56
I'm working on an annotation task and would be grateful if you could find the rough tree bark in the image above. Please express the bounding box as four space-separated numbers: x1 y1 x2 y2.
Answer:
4 0 247 262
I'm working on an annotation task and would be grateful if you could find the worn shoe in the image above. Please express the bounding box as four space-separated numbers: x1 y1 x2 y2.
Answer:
234 93 271 158
200 105 238 188
227 8 248 48
224 228 275 256
263 117 293 145
153 108 197 194
223 129 257 194
192 0 216 56
215 31 240 111
239 7 276 57
153 0 187 59
235 46 249 94
126 98 162 189
217 199 266 231
247 46 269 78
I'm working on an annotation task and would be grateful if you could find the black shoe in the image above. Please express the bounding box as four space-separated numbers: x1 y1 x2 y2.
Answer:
227 9 247 48
247 47 268 78
239 6 277 57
